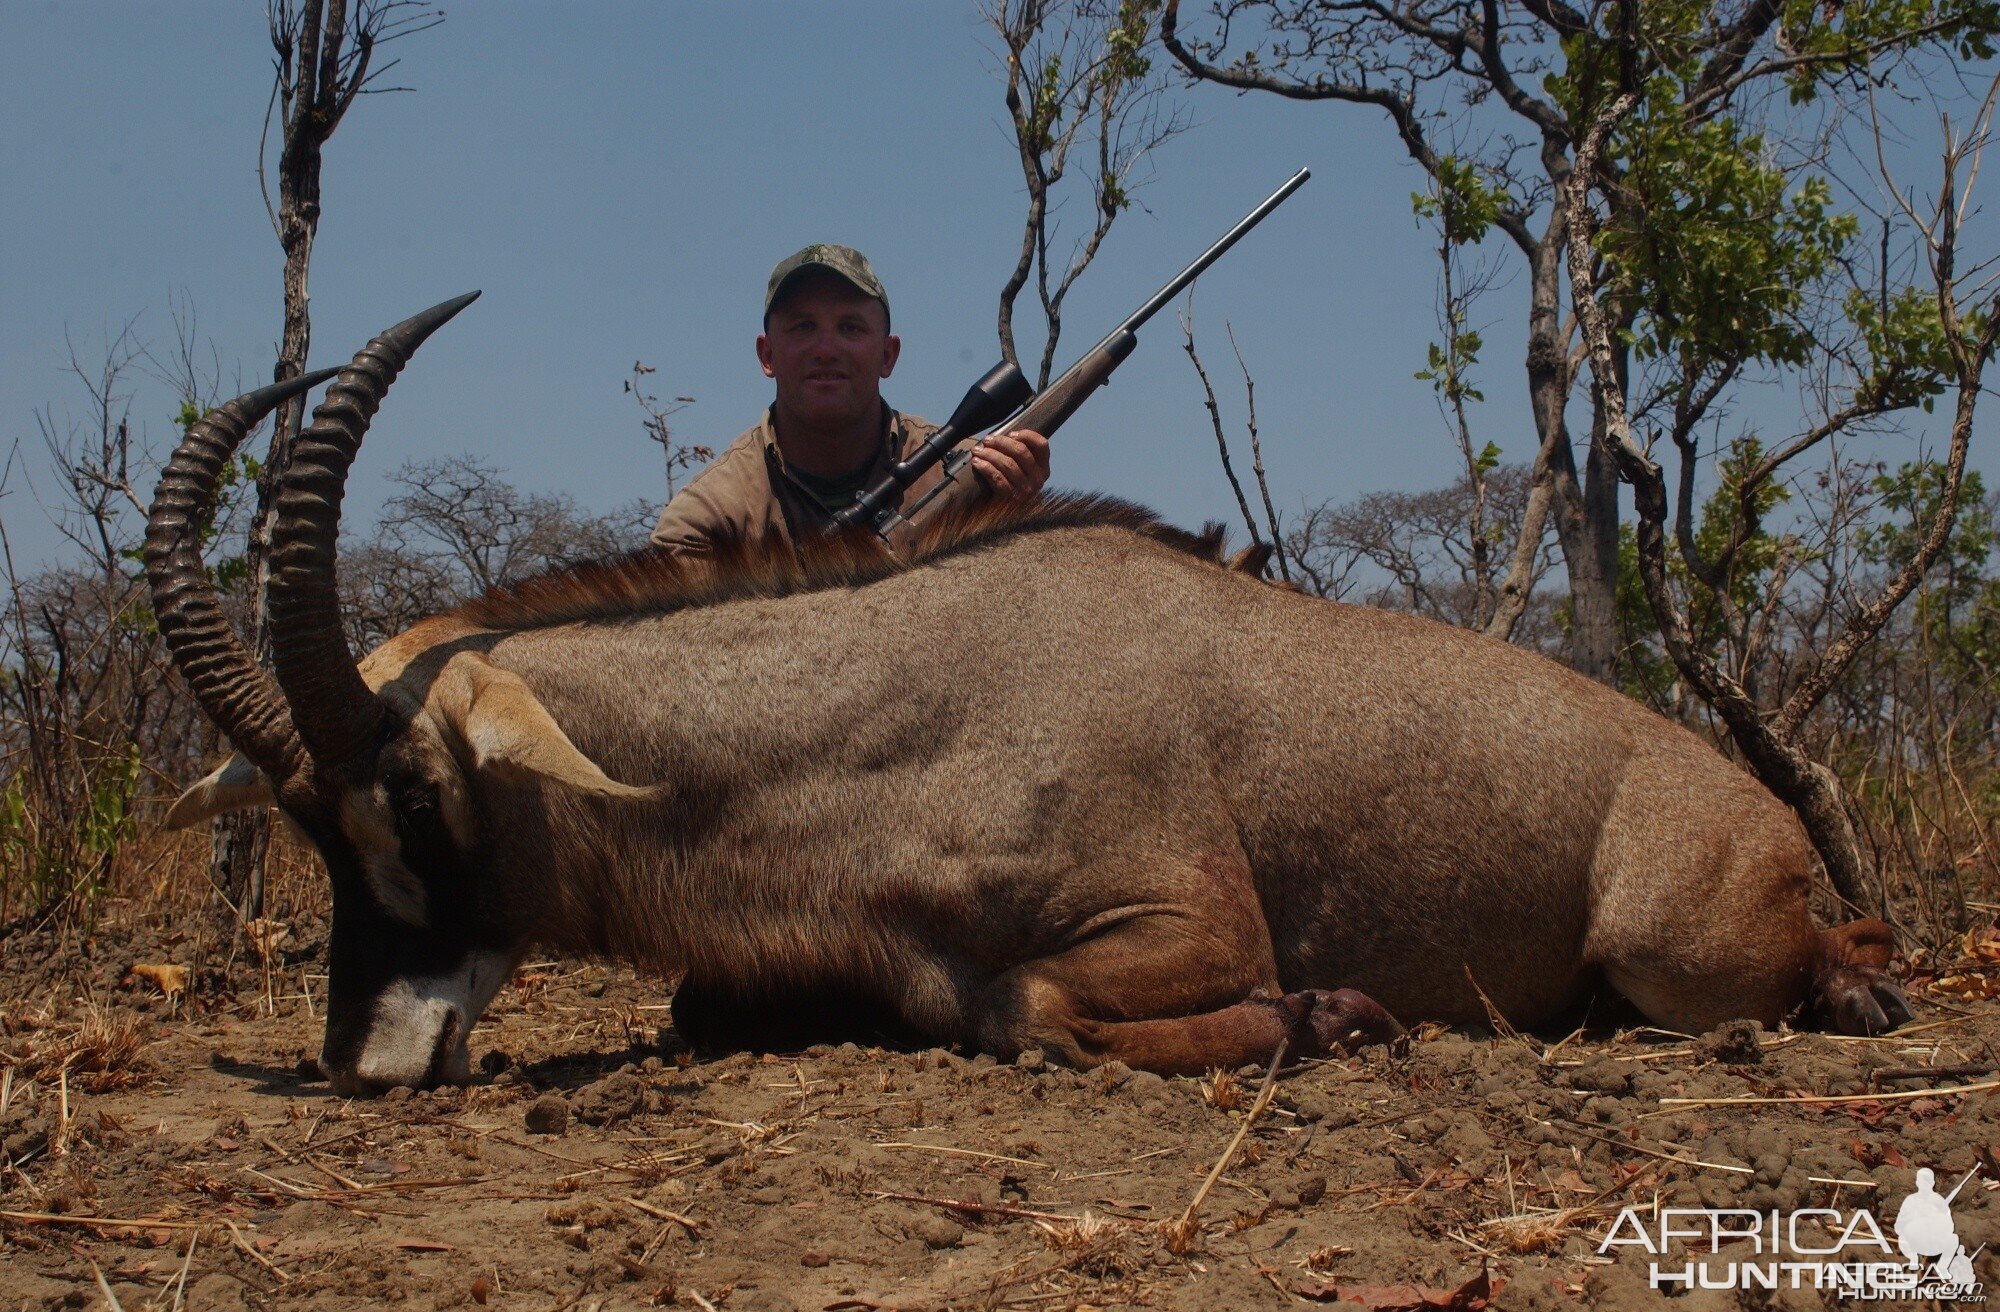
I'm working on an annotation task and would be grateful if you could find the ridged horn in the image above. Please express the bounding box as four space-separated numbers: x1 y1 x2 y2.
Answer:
267 292 481 769
144 367 342 785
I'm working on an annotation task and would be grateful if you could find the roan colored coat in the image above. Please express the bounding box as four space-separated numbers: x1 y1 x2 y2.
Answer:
147 296 1908 1097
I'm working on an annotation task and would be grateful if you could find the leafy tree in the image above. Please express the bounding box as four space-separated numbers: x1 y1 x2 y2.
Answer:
1162 0 2000 908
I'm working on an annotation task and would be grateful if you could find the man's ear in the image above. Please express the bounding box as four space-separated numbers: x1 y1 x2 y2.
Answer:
880 333 901 378
164 753 274 829
756 333 776 379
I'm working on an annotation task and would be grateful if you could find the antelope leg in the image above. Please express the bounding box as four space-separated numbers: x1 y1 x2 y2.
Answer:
971 913 1400 1076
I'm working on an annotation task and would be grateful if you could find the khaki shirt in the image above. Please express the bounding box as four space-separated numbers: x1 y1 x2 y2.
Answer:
649 406 943 559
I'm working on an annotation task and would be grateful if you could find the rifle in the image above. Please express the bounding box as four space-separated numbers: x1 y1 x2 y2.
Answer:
830 167 1312 551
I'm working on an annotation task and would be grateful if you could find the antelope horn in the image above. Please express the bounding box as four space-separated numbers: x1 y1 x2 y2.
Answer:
267 292 482 769
144 367 341 786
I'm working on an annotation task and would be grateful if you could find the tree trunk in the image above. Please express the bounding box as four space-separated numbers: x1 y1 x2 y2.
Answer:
1570 388 1624 683
211 0 354 921
1521 213 1617 683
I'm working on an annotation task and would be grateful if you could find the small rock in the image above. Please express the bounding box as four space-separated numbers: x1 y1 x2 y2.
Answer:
640 1056 664 1074
749 1186 785 1205
4 1127 47 1159
1696 1019 1765 1065
1291 1091 1337 1125
524 1094 571 1136
1015 1048 1046 1072
382 1085 412 1104
1296 1175 1327 1207
185 1273 248 1311
1440 1119 1495 1165
1092 1060 1133 1092
740 1293 799 1312
800 1251 830 1268
573 1072 645 1126
1567 1059 1634 1096
906 1212 964 1249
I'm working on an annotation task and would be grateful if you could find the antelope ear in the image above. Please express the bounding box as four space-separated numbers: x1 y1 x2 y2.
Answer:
1226 542 1275 578
164 753 274 829
436 656 649 798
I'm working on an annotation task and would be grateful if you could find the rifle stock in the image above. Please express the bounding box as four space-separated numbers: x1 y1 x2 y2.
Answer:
1015 331 1139 440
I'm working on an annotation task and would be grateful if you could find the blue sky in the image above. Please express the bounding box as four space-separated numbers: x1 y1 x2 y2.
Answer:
0 3 1983 573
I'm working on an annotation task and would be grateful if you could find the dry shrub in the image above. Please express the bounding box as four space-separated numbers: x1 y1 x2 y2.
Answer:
1038 1210 1140 1277
1298 1245 1351 1273
1924 920 2000 1000
0 1003 154 1093
1200 1067 1242 1111
1477 1205 1610 1255
1158 1211 1201 1256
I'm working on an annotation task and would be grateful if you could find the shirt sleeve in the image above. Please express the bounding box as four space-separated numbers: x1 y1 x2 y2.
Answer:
649 481 731 556
649 431 770 556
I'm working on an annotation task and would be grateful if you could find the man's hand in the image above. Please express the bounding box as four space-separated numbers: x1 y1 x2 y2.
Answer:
970 429 1051 500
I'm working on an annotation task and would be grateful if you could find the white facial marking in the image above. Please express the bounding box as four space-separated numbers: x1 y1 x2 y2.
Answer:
351 950 513 1089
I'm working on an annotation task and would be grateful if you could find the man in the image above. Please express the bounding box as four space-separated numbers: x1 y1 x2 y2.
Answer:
650 244 1050 558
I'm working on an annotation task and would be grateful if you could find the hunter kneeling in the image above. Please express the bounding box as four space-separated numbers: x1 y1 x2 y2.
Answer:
650 244 1050 560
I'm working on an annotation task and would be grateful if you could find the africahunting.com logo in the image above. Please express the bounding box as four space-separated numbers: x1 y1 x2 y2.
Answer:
1598 1165 1985 1301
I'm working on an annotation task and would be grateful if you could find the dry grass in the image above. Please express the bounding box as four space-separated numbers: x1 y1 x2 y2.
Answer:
1198 1067 1242 1111
0 1002 154 1094
1034 1208 1143 1278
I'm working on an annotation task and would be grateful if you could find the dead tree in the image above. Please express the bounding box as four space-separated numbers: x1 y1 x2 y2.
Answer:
624 362 710 500
211 0 440 921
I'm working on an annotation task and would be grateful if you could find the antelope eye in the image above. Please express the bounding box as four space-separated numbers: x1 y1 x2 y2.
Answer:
391 780 440 816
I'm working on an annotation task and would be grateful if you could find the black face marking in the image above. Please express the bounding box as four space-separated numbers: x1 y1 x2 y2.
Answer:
392 777 440 819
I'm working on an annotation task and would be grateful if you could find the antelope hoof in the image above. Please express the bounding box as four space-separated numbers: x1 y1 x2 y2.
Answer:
1817 966 1914 1036
1290 987 1402 1055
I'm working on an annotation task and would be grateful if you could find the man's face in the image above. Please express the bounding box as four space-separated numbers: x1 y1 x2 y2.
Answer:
757 273 900 431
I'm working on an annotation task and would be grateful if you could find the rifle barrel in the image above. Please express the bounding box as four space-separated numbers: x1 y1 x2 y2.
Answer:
1106 166 1310 350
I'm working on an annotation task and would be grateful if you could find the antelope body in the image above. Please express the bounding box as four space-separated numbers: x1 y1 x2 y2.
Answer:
148 297 1907 1096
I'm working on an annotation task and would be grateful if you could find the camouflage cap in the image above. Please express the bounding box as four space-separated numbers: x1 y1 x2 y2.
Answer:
764 244 890 323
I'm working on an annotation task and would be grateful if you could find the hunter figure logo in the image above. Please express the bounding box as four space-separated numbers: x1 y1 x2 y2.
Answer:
1598 1163 1985 1301
1893 1167 1982 1291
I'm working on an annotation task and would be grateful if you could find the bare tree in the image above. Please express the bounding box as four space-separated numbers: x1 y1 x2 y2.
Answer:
989 0 1190 386
1287 464 1558 633
378 457 636 593
339 456 649 652
0 326 217 932
212 0 442 921
1180 304 1290 579
624 362 710 500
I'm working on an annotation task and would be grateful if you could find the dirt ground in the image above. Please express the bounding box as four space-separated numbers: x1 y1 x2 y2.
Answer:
2 898 1998 1312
